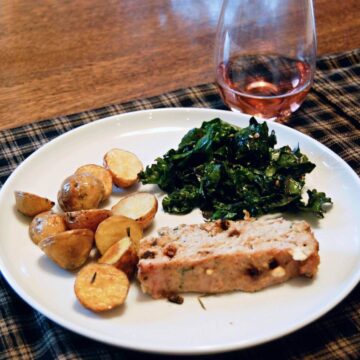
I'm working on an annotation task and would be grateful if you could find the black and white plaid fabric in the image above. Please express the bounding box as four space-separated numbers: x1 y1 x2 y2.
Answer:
0 49 359 359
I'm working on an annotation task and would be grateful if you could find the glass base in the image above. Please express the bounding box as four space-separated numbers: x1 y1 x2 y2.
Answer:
229 107 281 122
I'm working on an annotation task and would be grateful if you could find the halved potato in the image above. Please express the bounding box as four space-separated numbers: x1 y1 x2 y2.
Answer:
75 164 113 200
111 192 158 229
15 191 54 217
39 229 94 270
58 173 105 211
103 148 143 188
65 209 111 232
98 236 138 278
29 211 67 245
74 263 129 312
95 215 143 255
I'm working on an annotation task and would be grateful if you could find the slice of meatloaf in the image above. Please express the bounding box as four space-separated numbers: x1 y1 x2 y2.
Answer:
137 217 320 299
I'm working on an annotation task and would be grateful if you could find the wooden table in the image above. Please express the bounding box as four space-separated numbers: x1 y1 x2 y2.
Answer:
0 0 359 130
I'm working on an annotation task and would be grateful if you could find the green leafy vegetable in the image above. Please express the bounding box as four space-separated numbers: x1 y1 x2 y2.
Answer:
139 118 332 220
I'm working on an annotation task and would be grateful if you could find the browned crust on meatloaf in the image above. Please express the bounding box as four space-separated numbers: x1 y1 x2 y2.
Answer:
137 217 320 299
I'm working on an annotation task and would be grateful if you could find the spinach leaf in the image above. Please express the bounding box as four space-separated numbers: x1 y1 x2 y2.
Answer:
299 189 333 218
162 185 201 214
139 118 332 220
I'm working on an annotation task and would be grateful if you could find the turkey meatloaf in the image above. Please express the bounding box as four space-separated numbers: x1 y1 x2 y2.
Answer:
137 217 320 299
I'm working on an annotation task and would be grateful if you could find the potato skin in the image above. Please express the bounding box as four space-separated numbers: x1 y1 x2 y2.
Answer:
65 209 111 232
75 164 113 200
57 173 105 211
39 229 94 270
114 247 138 279
29 211 67 245
98 237 139 279
15 191 54 217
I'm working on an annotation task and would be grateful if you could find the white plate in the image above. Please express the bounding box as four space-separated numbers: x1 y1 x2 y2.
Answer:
0 108 360 355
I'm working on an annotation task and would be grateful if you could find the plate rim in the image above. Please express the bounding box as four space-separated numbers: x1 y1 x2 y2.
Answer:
1 107 360 355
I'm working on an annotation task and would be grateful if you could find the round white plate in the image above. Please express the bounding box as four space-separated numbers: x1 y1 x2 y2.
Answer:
0 108 359 355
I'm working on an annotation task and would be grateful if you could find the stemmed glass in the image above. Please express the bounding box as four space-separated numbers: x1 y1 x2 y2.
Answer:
214 0 317 122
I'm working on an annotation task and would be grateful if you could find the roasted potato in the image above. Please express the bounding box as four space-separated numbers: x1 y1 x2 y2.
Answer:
39 229 94 270
103 148 143 188
75 164 113 200
98 236 138 278
111 192 158 229
65 209 111 232
74 263 129 312
57 173 105 212
29 211 67 245
15 191 54 217
95 215 143 255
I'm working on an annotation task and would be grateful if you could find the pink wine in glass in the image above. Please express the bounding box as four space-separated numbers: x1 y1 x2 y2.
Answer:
216 54 313 120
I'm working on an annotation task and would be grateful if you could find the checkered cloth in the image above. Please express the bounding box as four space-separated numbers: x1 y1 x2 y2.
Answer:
1 49 359 359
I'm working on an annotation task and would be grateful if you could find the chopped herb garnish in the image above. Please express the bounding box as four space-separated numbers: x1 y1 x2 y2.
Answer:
139 118 332 220
197 296 207 310
90 272 97 284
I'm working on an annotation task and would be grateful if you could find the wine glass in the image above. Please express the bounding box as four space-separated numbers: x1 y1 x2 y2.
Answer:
214 0 317 122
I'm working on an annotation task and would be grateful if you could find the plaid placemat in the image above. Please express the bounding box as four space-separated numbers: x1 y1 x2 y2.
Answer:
0 49 359 360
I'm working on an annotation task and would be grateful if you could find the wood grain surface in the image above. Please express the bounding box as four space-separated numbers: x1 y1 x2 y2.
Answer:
0 0 359 130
